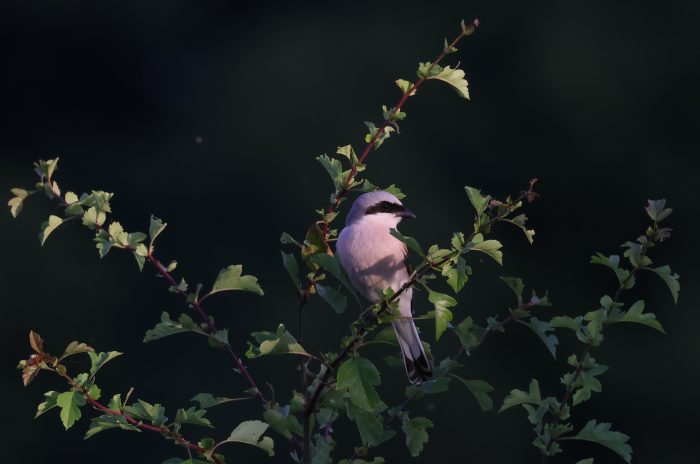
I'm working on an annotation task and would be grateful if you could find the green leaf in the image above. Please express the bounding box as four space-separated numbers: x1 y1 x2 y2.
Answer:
464 186 491 217
210 420 274 457
210 264 264 296
452 316 484 353
191 393 249 409
144 312 207 342
85 413 141 438
451 375 494 411
34 158 60 181
395 79 414 95
575 460 594 464
149 215 167 248
346 403 387 447
470 240 503 265
246 324 307 358
444 256 470 293
88 351 123 379
500 276 524 304
35 391 61 418
263 407 302 439
280 232 301 247
281 252 302 292
499 379 541 412
645 199 672 222
389 229 424 256
317 154 348 191
337 357 381 412
590 253 633 289
428 290 456 340
402 416 433 457
522 317 558 358
643 265 680 304
431 65 469 99
59 341 94 361
607 300 666 334
501 214 536 244
316 284 348 314
123 399 167 427
309 254 360 305
174 407 213 428
563 420 632 463
8 188 29 218
550 315 583 332
384 184 406 200
39 215 64 245
56 391 85 430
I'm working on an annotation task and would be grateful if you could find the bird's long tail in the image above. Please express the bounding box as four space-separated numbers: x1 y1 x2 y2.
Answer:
392 319 433 384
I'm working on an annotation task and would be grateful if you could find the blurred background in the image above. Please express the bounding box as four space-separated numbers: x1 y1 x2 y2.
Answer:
1 1 698 462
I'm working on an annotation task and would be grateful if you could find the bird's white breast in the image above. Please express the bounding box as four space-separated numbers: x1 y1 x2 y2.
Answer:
336 218 409 303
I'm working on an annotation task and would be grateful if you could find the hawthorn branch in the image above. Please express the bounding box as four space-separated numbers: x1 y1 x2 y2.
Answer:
146 253 267 403
56 371 222 464
29 170 268 405
541 226 657 461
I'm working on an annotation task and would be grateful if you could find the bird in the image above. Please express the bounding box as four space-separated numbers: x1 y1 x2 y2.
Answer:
336 191 433 384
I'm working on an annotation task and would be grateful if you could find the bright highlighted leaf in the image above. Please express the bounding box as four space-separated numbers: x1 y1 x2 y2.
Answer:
402 416 433 457
316 284 348 314
644 265 680 304
56 391 86 430
39 215 64 245
210 420 274 458
337 357 381 412
149 215 167 248
428 290 456 340
451 375 494 411
563 420 632 463
210 265 264 296
470 239 503 265
246 324 307 358
431 65 470 99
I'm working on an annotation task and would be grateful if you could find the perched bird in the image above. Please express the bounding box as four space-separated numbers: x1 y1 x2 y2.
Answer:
336 191 433 384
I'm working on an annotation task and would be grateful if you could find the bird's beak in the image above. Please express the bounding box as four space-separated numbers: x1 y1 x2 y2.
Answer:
396 208 416 219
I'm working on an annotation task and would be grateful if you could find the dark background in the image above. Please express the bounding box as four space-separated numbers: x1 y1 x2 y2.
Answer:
1 1 698 463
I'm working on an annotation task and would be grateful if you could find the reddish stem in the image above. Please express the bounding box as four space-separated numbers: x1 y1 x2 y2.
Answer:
146 253 267 404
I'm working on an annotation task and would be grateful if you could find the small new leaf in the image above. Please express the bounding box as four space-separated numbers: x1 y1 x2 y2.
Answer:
39 215 64 245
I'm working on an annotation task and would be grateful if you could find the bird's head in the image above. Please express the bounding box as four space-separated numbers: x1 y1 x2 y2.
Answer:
345 191 416 227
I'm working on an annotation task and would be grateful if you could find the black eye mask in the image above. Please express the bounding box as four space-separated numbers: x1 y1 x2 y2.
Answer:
365 201 404 215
